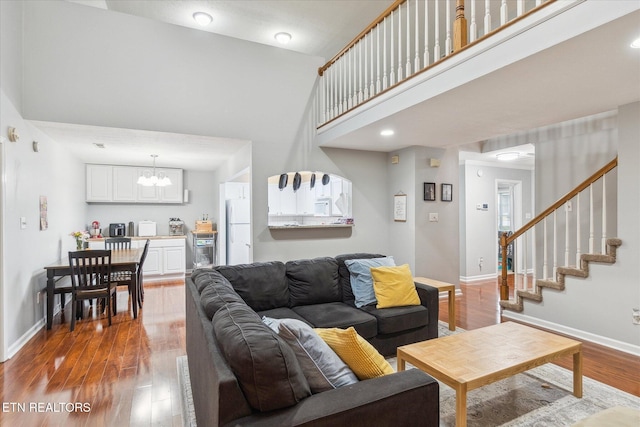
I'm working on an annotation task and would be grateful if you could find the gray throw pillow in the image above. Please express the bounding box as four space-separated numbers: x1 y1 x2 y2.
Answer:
344 257 396 307
213 303 311 411
263 317 359 393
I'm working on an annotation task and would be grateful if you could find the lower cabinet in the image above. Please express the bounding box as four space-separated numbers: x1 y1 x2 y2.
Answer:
87 237 185 281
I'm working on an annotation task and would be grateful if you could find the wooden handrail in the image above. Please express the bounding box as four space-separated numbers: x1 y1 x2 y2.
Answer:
499 157 618 300
318 0 406 76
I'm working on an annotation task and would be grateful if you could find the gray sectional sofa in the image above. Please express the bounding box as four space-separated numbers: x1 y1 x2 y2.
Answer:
185 253 441 426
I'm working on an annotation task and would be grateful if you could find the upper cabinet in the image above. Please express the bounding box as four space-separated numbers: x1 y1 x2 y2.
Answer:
86 164 184 204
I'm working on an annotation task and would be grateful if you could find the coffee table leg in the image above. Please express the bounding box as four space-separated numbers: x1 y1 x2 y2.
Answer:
456 384 467 427
448 288 455 331
397 355 406 371
573 350 583 398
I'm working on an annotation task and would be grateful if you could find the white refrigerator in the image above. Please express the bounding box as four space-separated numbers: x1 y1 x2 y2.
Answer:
226 198 251 265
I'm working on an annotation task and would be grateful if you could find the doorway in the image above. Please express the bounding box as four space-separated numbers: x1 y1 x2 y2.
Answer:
496 180 522 272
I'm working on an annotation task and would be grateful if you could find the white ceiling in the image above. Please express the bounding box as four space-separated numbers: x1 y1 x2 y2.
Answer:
51 1 640 170
47 0 395 170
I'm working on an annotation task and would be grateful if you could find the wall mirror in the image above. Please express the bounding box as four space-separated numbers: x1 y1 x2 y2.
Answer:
268 171 353 228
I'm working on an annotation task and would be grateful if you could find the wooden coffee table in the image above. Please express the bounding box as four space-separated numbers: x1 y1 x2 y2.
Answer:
397 322 582 427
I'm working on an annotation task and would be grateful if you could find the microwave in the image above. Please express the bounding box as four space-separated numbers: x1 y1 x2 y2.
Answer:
314 198 332 216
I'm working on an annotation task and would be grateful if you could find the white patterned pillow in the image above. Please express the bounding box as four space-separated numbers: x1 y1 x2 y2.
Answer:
262 317 359 393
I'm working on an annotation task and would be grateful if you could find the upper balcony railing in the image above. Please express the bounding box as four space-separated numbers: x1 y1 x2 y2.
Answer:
317 0 554 127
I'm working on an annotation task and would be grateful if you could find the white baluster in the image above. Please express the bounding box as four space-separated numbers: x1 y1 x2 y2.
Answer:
602 174 607 253
370 29 375 97
536 0 543 5
348 48 353 109
576 192 581 266
484 0 491 35
414 0 420 72
589 183 594 253
424 0 430 67
445 0 452 55
434 0 440 62
358 41 363 104
523 232 528 291
517 0 524 17
363 34 368 100
543 216 548 280
397 5 403 81
342 56 347 114
383 16 388 89
407 0 412 76
565 201 570 266
501 0 508 26
377 22 382 93
390 10 396 85
470 0 477 42
532 225 536 291
553 210 558 279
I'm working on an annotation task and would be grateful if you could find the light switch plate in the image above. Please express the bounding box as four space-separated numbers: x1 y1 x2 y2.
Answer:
20 217 27 229
429 213 439 222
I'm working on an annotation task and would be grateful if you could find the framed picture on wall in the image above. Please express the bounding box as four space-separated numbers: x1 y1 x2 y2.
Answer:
394 193 407 222
441 183 453 202
423 182 436 201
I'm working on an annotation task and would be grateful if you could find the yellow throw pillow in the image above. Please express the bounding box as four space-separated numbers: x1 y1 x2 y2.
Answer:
370 264 421 309
314 327 394 380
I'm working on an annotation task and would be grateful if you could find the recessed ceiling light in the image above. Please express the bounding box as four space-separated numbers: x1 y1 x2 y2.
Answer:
380 129 395 136
274 32 292 45
193 12 213 27
631 37 640 49
496 152 520 161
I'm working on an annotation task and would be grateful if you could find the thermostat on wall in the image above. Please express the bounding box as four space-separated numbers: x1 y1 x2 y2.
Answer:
476 203 489 211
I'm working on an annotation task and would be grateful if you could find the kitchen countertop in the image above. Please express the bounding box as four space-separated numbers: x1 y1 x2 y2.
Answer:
88 235 187 241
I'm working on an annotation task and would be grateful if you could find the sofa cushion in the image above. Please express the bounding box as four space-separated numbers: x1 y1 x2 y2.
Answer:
199 276 245 319
286 257 340 306
292 302 378 339
192 269 229 294
335 253 385 307
370 264 421 309
314 327 395 380
256 307 312 326
360 305 429 335
212 302 311 412
215 262 289 311
262 317 359 393
344 257 396 307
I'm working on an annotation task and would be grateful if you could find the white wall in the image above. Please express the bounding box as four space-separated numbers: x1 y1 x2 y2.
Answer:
461 163 533 279
1 91 88 358
505 108 639 351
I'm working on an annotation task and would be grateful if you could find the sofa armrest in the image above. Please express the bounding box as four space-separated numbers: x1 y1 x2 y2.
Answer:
226 369 439 426
415 282 440 339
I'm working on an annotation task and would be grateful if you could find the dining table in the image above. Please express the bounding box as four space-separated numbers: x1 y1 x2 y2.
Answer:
43 247 144 329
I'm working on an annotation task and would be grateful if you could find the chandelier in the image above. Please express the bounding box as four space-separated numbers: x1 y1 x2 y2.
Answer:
137 154 172 187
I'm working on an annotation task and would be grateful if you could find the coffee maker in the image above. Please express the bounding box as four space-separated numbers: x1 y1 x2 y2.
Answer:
109 223 126 237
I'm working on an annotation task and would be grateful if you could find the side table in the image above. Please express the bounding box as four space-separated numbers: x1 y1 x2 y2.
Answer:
413 276 456 331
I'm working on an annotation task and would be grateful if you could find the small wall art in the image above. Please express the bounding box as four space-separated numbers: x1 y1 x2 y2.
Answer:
394 193 407 222
441 183 453 202
39 195 48 230
423 182 436 201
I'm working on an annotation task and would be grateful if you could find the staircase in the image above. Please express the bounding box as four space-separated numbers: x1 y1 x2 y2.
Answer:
500 238 622 312
499 158 621 312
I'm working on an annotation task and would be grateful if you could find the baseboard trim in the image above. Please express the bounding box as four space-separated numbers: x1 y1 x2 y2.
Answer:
460 273 497 282
7 318 45 360
502 312 640 357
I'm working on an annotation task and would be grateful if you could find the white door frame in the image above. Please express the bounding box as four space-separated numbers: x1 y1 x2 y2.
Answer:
495 179 523 272
0 139 6 361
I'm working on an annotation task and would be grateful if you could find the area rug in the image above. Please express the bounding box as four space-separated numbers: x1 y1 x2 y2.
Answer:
176 322 640 427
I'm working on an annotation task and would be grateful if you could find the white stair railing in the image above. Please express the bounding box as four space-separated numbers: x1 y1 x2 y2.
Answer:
500 158 618 301
318 0 553 126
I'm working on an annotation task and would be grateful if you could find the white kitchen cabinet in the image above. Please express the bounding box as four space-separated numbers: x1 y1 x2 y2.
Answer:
86 165 113 202
143 238 186 281
86 164 183 204
136 168 183 203
113 166 138 202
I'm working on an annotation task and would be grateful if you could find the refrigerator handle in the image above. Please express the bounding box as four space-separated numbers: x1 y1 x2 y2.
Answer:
230 224 235 243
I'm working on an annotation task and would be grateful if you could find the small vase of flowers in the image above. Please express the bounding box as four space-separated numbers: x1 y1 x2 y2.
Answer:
70 231 89 250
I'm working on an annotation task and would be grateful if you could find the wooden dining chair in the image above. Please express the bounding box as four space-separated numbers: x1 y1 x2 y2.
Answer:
111 239 150 312
105 237 131 250
68 250 117 332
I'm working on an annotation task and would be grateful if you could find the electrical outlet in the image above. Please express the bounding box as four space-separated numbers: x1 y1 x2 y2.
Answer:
633 308 640 325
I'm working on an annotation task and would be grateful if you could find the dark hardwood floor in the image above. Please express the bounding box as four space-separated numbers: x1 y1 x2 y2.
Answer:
1 276 638 426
